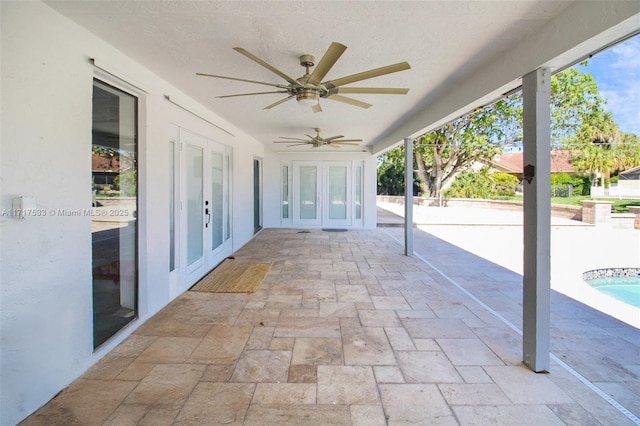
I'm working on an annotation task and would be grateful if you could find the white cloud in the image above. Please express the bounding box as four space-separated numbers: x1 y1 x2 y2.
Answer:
609 37 640 71
594 36 640 135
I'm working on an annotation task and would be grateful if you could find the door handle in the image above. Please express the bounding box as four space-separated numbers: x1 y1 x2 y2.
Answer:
205 207 211 228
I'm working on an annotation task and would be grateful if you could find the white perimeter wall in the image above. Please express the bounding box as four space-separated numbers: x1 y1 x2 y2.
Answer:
0 2 263 424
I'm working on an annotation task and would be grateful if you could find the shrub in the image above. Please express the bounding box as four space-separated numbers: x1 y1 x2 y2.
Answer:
444 170 493 198
491 172 519 196
550 173 573 186
550 173 590 196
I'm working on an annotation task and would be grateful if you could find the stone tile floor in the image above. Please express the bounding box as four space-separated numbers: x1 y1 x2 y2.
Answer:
22 227 639 425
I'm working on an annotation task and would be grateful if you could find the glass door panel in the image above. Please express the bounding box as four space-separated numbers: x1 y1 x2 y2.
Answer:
323 162 352 226
186 144 203 268
328 166 347 219
91 79 138 349
169 139 176 272
211 151 223 251
254 159 262 233
282 165 289 220
224 146 232 242
299 166 317 219
355 165 362 220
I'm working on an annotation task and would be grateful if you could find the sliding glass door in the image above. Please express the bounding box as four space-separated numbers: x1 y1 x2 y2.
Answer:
91 79 138 349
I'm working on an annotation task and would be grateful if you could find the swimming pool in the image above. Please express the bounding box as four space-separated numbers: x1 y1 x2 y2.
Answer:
583 268 640 308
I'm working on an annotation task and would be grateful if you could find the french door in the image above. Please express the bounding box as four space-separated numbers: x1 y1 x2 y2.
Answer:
292 161 353 227
179 129 232 289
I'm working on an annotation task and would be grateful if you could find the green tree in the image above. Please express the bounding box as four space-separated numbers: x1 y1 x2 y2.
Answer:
550 67 605 148
413 96 521 198
417 67 609 197
378 65 617 197
377 146 421 195
557 71 640 186
614 133 640 172
571 110 620 186
114 171 137 197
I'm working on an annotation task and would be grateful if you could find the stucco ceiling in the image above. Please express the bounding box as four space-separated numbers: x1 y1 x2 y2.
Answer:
45 0 619 154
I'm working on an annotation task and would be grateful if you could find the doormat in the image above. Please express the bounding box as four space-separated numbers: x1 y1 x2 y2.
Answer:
190 259 271 293
322 228 348 232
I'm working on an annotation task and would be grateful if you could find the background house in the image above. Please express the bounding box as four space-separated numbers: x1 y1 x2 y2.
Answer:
611 165 640 198
489 150 576 181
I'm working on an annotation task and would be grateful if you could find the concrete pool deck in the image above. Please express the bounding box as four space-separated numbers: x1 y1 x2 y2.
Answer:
377 201 640 329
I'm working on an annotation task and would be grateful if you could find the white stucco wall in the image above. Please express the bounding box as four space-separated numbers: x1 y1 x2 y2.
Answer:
0 2 264 424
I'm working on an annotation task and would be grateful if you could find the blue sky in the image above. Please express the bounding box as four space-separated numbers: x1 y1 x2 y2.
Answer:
577 34 640 136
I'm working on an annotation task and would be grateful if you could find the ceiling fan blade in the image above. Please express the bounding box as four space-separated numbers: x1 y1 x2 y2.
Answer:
326 94 373 109
286 143 311 147
217 90 289 99
233 47 300 86
331 139 362 143
277 137 310 141
334 87 409 95
263 95 295 110
323 135 345 141
273 141 309 144
312 103 322 113
330 142 361 145
323 61 411 89
307 42 347 86
196 73 288 89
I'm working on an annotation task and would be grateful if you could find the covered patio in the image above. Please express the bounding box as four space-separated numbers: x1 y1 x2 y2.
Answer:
3 1 640 424
22 226 639 425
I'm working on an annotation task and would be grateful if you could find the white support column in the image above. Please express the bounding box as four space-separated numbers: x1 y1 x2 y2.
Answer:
522 68 551 372
404 137 414 256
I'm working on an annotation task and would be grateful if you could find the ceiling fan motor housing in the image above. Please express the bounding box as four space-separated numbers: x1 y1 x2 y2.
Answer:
299 54 315 68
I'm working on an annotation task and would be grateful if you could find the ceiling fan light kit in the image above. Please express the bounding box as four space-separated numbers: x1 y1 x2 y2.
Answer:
197 42 410 112
296 90 319 107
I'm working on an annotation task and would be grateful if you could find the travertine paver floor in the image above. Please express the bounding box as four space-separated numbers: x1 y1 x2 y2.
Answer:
22 228 639 425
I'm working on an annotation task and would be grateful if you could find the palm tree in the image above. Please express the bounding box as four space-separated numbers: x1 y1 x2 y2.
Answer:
571 111 620 186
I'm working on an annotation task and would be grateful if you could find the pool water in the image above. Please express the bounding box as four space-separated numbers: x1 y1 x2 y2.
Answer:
583 268 640 309
586 276 640 308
